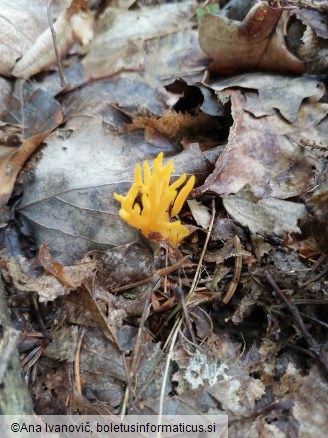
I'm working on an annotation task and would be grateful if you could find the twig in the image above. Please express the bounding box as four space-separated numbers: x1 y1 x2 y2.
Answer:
32 293 48 337
130 275 161 377
157 317 183 438
111 255 190 293
299 266 328 288
222 235 242 304
174 286 197 345
47 0 66 88
74 326 85 394
301 253 326 283
264 271 328 374
187 198 216 300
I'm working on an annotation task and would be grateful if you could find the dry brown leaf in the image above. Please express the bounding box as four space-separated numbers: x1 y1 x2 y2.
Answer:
82 3 197 81
172 332 265 415
0 114 63 207
194 89 312 199
199 1 304 74
204 237 251 264
230 279 263 324
30 359 71 414
295 8 328 39
0 0 49 76
12 3 94 79
300 184 328 254
17 118 209 263
222 190 308 237
209 73 325 123
73 327 128 406
291 366 328 436
1 256 71 302
39 243 97 288
44 326 79 362
187 200 211 229
0 77 11 117
126 109 223 148
96 243 154 290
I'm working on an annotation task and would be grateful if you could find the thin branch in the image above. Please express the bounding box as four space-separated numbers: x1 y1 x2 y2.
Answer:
187 198 216 301
174 285 197 345
47 0 66 88
264 271 328 374
74 326 85 394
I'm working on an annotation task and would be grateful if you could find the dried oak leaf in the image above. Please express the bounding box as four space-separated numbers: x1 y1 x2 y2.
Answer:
199 1 304 74
194 89 312 199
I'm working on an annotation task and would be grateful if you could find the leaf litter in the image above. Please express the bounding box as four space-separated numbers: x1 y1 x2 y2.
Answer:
0 0 327 435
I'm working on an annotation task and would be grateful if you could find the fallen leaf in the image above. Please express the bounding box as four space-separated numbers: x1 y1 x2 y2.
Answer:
44 326 79 362
294 8 328 39
1 255 71 302
18 118 209 263
209 73 324 123
291 367 328 436
96 242 154 290
194 89 313 199
230 279 263 324
204 237 251 264
82 3 197 81
30 359 71 414
39 243 97 288
222 189 308 236
0 129 61 207
210 218 246 243
12 3 94 79
0 77 11 117
74 327 128 407
187 200 211 229
166 79 229 117
198 1 304 74
300 184 328 254
62 73 168 119
0 0 49 76
128 109 225 150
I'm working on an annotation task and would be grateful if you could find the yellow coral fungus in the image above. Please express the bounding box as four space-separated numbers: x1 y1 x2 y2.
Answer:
114 153 195 246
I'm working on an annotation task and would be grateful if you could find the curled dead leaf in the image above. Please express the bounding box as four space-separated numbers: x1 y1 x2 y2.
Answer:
199 1 304 74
